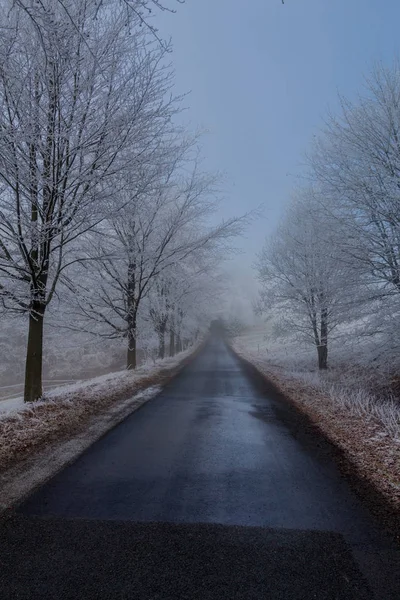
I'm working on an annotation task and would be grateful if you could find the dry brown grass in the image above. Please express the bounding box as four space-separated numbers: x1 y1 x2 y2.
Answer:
233 347 400 531
270 373 400 510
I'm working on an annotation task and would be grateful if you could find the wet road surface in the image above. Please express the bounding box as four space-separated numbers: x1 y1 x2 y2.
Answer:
1 338 399 599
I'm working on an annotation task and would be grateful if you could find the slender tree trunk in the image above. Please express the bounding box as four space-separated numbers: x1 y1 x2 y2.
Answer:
169 328 175 358
317 344 328 370
126 259 137 369
175 333 182 355
158 328 165 360
318 307 328 370
127 328 137 369
24 302 45 402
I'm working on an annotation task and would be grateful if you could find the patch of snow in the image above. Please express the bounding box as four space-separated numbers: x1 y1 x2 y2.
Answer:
0 347 194 420
0 385 162 513
0 397 24 416
233 326 400 441
0 343 200 512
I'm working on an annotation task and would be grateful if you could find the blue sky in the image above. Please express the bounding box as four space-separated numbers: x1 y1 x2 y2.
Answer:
156 0 400 271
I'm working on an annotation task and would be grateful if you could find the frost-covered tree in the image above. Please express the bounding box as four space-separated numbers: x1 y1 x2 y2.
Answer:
0 0 178 400
311 61 400 301
307 61 400 356
147 257 224 358
256 188 360 369
75 157 245 369
14 0 185 55
148 275 172 359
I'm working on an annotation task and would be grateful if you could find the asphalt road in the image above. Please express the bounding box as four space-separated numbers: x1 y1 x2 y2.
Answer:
1 337 399 599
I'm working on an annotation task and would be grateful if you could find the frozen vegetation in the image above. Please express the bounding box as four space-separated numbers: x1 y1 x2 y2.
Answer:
234 324 400 441
0 0 246 403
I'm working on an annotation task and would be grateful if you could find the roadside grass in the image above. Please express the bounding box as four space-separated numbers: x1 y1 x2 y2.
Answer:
233 327 400 522
234 326 400 441
284 371 400 441
0 346 198 476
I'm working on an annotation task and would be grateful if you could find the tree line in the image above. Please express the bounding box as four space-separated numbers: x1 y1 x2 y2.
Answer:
257 61 400 370
0 0 244 401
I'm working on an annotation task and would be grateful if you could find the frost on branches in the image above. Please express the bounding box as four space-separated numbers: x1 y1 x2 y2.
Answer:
72 154 244 369
257 60 400 371
0 0 244 401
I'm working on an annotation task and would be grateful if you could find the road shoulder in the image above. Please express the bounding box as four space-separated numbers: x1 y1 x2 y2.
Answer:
229 342 400 545
0 345 202 514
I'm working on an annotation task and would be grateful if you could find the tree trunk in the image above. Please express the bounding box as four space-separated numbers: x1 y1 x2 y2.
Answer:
318 307 328 369
127 330 137 369
158 328 165 360
175 333 182 355
24 303 45 402
169 329 175 358
126 261 137 370
317 344 328 369
126 308 138 369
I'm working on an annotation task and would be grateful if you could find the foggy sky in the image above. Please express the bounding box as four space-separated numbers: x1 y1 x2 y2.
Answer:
156 0 400 276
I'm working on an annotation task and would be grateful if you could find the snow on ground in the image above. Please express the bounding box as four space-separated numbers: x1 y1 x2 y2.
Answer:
0 385 162 513
234 325 400 440
0 345 199 512
0 396 24 416
0 345 197 468
0 349 194 420
234 323 394 376
232 325 400 514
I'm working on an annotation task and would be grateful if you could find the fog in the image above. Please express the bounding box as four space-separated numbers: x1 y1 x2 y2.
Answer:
1 6 399 591
2 0 400 400
155 0 400 269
